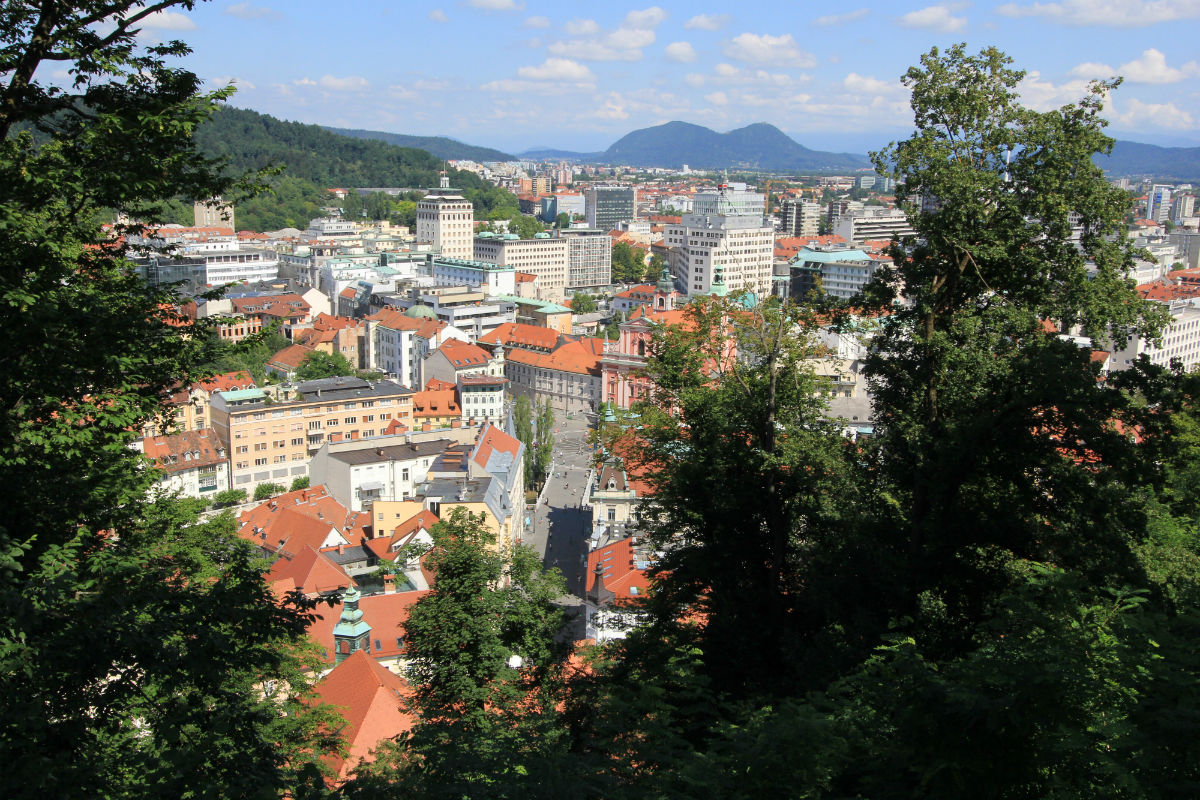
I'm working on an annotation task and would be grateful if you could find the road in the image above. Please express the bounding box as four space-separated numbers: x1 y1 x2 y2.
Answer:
523 413 595 600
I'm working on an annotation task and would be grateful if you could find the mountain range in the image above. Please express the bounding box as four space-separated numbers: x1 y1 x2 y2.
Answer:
323 126 517 163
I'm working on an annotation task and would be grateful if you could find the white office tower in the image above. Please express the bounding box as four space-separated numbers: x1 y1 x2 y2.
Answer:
781 198 821 236
417 175 474 259
1147 185 1172 223
664 185 774 298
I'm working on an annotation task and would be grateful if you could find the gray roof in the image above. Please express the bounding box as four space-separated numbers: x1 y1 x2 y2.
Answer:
296 377 414 401
330 439 452 466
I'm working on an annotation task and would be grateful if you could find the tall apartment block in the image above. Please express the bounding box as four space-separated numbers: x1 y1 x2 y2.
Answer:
417 175 474 259
474 232 569 301
780 198 821 236
664 185 774 298
1147 185 1172 223
584 185 636 231
555 228 612 289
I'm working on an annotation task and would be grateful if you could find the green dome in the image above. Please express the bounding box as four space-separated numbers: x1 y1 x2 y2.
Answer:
405 303 437 319
656 267 675 294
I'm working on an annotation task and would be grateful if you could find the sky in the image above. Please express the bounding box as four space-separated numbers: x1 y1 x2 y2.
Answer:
138 0 1200 156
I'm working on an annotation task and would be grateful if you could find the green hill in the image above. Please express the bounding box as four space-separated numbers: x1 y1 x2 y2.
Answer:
187 107 519 231
324 126 516 163
600 121 871 171
1094 140 1200 181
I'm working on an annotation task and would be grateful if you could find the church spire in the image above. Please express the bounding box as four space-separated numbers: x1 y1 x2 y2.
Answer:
332 585 371 665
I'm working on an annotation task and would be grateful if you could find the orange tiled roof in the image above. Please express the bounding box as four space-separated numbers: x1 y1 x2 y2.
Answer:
266 545 354 596
478 322 560 351
472 422 523 471
311 649 415 780
586 535 651 602
505 336 605 375
196 370 254 393
434 338 490 368
412 389 461 418
268 343 314 370
141 429 226 473
306 590 429 668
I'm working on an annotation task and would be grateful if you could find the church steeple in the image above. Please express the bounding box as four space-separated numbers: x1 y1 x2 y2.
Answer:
711 264 728 298
332 585 371 665
654 266 678 311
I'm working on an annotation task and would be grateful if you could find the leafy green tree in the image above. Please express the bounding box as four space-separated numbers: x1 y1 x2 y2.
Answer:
646 253 665 282
295 350 357 381
611 241 647 283
341 189 364 219
290 476 311 491
555 211 571 229
569 293 597 314
350 508 571 797
254 482 285 501
213 488 249 508
0 5 340 795
513 395 536 490
535 400 555 484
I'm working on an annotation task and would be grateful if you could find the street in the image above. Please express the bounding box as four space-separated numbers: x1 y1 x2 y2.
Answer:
522 413 595 601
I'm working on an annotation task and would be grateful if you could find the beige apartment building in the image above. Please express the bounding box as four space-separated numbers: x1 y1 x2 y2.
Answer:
416 179 474 259
209 376 414 492
474 232 569 301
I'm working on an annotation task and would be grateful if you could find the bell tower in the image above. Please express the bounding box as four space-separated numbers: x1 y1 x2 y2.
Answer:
332 586 371 665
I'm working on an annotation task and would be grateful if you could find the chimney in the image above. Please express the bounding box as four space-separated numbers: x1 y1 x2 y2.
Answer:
383 573 396 594
338 542 345 554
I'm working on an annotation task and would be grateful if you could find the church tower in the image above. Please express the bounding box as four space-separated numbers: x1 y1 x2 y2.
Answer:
652 266 679 312
332 586 371 665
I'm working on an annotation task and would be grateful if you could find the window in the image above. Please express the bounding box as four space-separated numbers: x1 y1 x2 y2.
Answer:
254 458 267 466
344 416 357 425
236 445 248 454
396 636 405 648
254 442 267 451
291 437 303 446
308 420 321 430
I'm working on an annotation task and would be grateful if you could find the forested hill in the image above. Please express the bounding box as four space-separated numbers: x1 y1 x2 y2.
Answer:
188 107 518 231
1093 140 1200 181
324 126 516 163
601 121 871 171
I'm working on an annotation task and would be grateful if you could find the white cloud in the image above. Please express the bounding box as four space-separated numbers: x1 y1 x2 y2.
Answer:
685 13 729 30
996 0 1200 27
315 75 370 91
224 2 277 19
136 10 196 30
1116 48 1199 84
624 7 667 28
608 27 656 49
517 58 596 82
466 0 524 10
1114 98 1196 129
897 3 968 32
549 40 643 61
723 33 816 68
480 78 590 94
428 9 448 22
665 41 697 63
565 18 599 35
843 73 903 95
523 15 550 28
210 75 257 91
715 63 739 77
813 8 869 26
1016 71 1098 111
1068 61 1115 79
684 73 705 87
705 91 729 106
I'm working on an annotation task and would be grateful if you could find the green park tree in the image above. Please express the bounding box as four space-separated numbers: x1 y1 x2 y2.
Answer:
0 3 341 796
253 482 286 501
295 350 357 381
570 293 598 314
566 45 1200 799
349 508 572 798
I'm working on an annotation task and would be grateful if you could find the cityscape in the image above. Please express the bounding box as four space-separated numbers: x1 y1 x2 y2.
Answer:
3 2 1200 798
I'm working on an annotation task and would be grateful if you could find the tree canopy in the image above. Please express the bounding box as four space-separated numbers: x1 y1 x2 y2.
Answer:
0 3 340 795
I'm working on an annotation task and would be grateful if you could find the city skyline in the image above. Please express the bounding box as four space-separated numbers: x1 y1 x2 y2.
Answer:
137 1 1200 154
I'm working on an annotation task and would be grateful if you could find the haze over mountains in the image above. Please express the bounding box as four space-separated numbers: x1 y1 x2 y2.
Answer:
262 108 1198 180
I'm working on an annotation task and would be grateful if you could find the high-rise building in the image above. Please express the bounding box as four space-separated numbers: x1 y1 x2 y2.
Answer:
556 228 612 288
474 232 569 300
1147 185 1172 223
584 185 636 231
194 196 234 229
834 207 915 244
1171 193 1194 221
664 185 774 298
780 199 821 236
416 175 474 259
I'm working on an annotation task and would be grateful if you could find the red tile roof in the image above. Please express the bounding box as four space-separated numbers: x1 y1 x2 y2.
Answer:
196 370 255 393
230 294 311 319
311 649 414 780
472 422 523 471
434 338 490 368
424 378 457 391
266 545 354 596
478 322 560 351
141 429 226 473
586 535 651 602
268 343 314 371
238 487 368 555
505 336 605 375
306 590 429 668
412 389 461 418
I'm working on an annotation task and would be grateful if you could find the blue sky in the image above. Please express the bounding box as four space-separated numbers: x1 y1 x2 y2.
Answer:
143 0 1200 155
